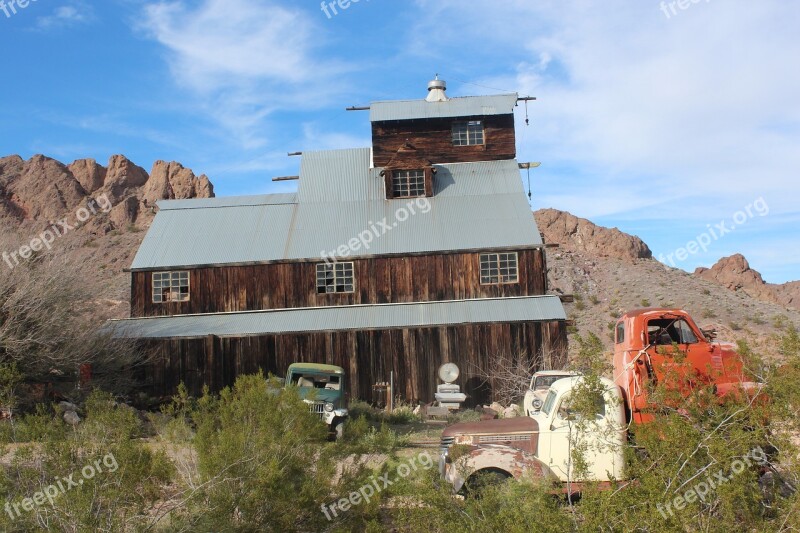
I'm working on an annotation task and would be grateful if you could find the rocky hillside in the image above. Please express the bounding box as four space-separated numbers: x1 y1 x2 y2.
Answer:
535 209 800 360
0 154 214 318
695 254 800 310
536 208 652 262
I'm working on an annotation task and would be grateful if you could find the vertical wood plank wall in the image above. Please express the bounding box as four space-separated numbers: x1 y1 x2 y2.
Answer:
139 320 568 407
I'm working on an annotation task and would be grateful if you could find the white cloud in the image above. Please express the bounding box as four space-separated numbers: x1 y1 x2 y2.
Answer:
37 1 93 29
412 0 800 215
409 0 799 281
140 0 351 149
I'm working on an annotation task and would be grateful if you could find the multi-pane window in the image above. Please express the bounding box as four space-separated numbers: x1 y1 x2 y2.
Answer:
392 170 426 198
480 252 519 285
316 262 355 294
452 121 485 146
152 271 190 303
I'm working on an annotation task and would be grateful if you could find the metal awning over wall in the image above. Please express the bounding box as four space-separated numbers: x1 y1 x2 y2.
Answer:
109 295 566 340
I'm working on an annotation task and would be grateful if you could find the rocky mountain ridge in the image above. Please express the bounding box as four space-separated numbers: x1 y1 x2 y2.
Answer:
0 154 214 228
0 154 214 319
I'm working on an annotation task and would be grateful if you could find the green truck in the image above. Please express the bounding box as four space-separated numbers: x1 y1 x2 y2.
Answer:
285 363 349 440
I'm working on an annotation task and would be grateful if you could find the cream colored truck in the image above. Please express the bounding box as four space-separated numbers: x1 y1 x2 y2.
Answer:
440 376 627 494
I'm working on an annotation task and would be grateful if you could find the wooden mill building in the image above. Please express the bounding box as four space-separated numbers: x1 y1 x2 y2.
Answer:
112 78 568 405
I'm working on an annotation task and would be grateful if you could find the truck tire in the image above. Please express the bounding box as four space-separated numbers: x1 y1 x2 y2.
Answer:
463 469 511 497
333 420 345 441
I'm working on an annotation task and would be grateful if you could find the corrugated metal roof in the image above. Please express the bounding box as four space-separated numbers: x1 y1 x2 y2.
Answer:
158 194 297 210
129 149 542 270
108 296 566 339
369 94 518 122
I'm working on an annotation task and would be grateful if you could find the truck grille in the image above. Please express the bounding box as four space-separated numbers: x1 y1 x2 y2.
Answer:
440 436 455 455
478 434 530 444
309 402 326 419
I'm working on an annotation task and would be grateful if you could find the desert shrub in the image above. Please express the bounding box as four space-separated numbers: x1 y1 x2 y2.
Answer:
168 373 379 532
571 332 609 375
0 391 173 532
0 228 150 406
387 403 420 425
391 468 571 532
773 314 789 330
780 325 800 357
348 399 382 421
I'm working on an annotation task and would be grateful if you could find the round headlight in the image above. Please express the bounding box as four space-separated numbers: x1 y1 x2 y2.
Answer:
324 402 334 413
533 399 543 409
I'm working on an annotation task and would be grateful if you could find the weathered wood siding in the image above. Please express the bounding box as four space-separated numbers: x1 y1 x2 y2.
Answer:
372 115 516 167
131 249 548 318
138 321 568 406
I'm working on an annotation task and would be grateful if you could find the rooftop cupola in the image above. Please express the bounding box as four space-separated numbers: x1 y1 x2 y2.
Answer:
426 74 449 102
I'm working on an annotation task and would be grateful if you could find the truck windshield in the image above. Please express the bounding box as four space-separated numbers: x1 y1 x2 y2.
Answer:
532 375 568 391
647 318 699 345
541 390 557 416
291 374 340 391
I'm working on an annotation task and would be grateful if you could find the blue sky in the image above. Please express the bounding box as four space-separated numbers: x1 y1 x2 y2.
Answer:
1 0 798 283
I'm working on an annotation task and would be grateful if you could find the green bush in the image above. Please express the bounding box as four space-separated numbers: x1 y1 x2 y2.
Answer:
170 373 379 532
0 391 173 532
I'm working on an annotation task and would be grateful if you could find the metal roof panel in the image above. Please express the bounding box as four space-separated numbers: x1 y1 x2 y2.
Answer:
369 94 518 122
130 150 543 270
109 296 566 339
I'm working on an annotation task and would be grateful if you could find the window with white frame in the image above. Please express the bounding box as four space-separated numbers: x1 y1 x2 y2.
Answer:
392 169 426 198
480 252 519 284
316 262 355 294
152 271 190 303
452 120 485 146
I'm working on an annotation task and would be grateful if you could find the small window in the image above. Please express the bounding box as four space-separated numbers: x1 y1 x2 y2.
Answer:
480 252 518 284
392 170 426 198
316 263 355 294
452 121 485 146
615 322 625 344
152 271 190 303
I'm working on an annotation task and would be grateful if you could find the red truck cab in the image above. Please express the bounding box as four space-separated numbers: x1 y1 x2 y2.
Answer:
612 308 762 424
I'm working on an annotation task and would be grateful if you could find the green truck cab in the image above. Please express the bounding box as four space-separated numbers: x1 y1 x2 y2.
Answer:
285 363 349 439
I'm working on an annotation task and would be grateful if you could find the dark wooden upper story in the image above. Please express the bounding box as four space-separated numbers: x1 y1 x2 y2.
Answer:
372 114 517 168
131 248 548 318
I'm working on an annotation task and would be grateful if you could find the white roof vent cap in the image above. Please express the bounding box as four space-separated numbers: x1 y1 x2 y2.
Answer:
426 74 448 102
